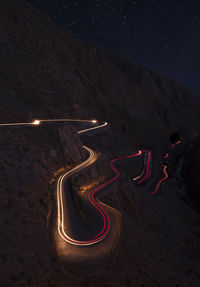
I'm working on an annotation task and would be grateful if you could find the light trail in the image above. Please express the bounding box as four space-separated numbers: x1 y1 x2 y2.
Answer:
0 117 144 246
0 117 110 246
0 118 99 126
171 139 182 148
164 153 169 159
32 119 40 125
77 121 108 134
0 118 108 135
151 165 168 195
39 118 98 124
136 150 151 185
57 149 142 246
57 146 105 246
152 138 182 196
0 122 32 127
89 150 143 240
132 170 144 182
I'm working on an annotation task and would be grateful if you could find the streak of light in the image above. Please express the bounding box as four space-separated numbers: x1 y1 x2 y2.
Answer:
77 122 108 134
0 118 108 135
57 149 142 246
0 122 30 126
164 153 169 159
171 139 182 148
0 118 100 126
32 119 40 125
132 171 144 181
151 165 168 195
57 145 105 246
137 151 151 185
91 150 142 240
39 118 97 123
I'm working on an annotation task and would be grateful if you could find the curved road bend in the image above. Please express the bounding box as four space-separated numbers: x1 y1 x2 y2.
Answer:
151 165 168 195
132 150 151 184
57 146 143 246
0 118 147 261
151 140 183 196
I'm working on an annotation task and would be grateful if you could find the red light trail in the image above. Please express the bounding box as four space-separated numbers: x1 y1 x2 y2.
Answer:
57 149 142 245
164 153 169 159
151 165 168 195
171 139 182 148
89 150 142 240
1 117 178 246
137 150 151 185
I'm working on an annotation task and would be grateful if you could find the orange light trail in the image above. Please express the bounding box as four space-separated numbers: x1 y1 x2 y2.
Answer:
77 121 108 134
57 148 142 246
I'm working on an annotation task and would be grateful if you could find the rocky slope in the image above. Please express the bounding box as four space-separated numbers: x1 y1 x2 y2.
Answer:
182 136 200 206
1 0 200 286
1 0 200 148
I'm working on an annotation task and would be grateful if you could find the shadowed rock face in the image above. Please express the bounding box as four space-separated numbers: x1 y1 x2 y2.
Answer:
182 136 200 205
1 0 200 286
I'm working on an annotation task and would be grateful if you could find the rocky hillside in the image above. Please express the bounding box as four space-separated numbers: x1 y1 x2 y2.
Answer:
182 136 200 205
1 0 200 286
1 0 200 148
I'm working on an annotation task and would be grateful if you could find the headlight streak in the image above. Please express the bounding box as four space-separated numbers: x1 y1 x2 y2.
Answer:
132 171 144 181
57 148 142 246
136 151 151 185
57 146 105 246
0 117 109 245
32 119 40 125
1 117 173 246
0 118 100 126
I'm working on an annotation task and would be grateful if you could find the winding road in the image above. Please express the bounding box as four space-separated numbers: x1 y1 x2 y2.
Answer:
1 117 171 250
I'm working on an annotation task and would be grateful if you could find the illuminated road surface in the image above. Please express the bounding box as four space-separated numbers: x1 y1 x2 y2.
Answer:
57 145 102 245
1 117 165 248
57 148 142 246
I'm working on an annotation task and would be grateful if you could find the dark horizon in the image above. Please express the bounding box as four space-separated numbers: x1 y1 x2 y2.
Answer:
28 0 200 95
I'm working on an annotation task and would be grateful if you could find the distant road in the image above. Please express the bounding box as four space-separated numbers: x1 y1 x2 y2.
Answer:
0 118 108 132
0 118 110 246
0 117 149 247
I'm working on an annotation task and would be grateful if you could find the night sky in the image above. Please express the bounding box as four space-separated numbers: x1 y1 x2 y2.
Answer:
28 0 200 95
